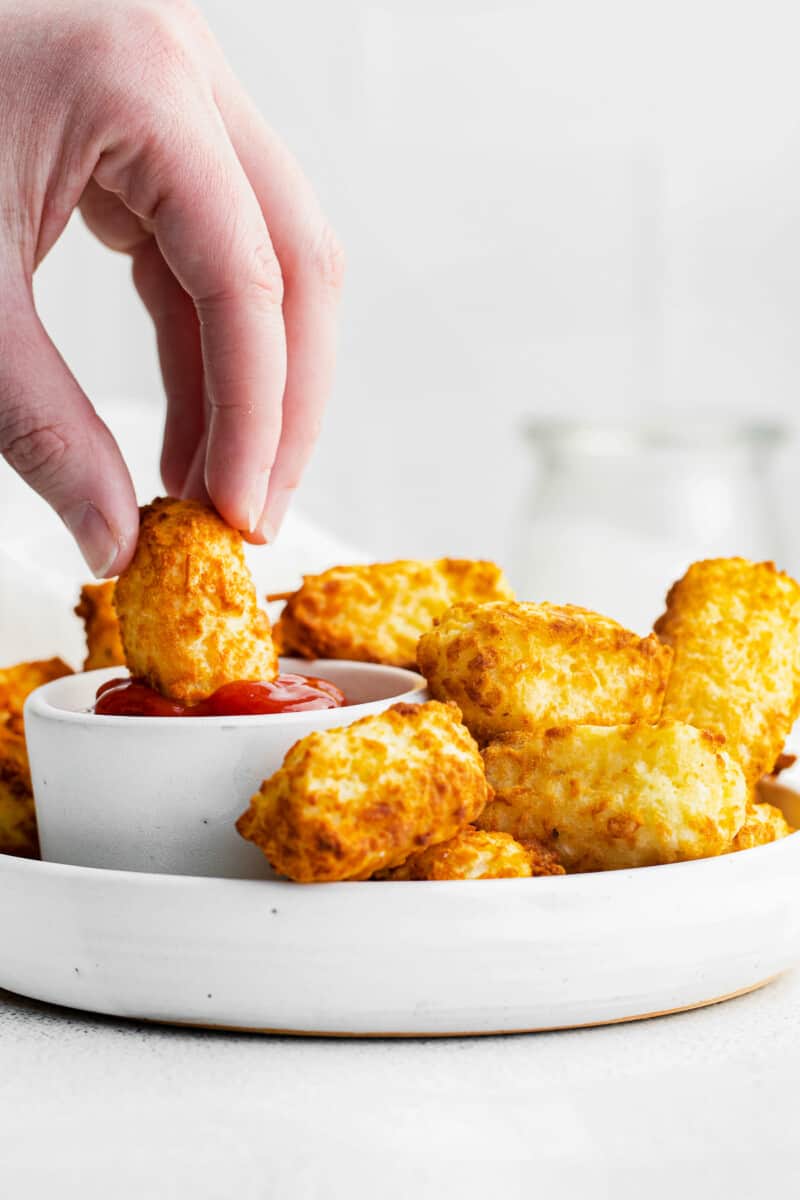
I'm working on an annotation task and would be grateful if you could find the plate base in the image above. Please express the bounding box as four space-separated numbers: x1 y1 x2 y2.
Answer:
2 975 778 1038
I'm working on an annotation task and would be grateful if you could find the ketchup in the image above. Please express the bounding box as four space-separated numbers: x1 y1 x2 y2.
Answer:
94 673 346 717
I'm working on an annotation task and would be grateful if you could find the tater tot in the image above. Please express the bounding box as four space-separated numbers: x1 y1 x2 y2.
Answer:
654 558 800 787
115 498 277 704
75 581 125 670
0 659 72 855
417 601 672 744
0 657 73 736
480 722 747 872
769 752 797 779
0 727 37 858
236 701 490 882
730 801 793 852
375 826 565 880
274 559 514 669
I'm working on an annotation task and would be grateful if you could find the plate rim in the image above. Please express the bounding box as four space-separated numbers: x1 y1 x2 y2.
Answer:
3 827 799 894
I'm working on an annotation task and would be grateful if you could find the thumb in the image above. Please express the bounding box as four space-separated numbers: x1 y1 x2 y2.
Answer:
0 288 139 576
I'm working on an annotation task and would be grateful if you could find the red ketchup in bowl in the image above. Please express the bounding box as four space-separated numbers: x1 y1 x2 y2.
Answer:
94 673 346 717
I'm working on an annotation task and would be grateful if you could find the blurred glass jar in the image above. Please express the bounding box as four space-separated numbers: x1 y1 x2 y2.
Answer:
513 420 785 634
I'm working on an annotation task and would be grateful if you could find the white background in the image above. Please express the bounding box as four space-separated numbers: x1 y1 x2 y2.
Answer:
18 0 800 577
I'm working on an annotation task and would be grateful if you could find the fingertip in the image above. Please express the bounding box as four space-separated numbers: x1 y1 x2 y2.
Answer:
62 496 139 579
180 437 211 505
240 526 269 547
244 467 271 535
259 482 294 544
205 456 272 538
110 496 141 575
0 296 141 580
104 525 137 577
160 453 188 501
205 491 258 539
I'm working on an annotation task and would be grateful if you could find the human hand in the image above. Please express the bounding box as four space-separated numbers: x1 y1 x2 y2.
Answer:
0 0 343 575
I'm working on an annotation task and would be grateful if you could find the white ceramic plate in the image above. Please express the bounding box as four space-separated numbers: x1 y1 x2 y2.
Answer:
2 822 800 1035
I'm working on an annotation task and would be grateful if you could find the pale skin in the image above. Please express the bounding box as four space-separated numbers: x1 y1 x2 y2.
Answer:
0 0 344 576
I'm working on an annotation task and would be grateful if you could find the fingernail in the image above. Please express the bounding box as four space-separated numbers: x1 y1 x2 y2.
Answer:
247 469 271 534
258 518 278 545
258 486 294 543
62 501 119 578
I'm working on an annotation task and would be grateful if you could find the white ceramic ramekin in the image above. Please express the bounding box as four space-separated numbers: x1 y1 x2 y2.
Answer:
24 659 427 879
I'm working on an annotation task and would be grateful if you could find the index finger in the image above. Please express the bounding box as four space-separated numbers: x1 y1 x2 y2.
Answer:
95 109 287 535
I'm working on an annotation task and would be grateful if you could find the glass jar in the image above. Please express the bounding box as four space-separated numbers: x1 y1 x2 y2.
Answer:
513 420 786 634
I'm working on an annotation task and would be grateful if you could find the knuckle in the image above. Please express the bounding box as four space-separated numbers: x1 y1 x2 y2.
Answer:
0 407 71 488
206 395 254 416
61 13 122 69
126 1 185 55
309 224 346 292
70 3 183 79
198 246 285 316
251 242 286 307
97 2 192 110
69 4 195 154
131 14 191 97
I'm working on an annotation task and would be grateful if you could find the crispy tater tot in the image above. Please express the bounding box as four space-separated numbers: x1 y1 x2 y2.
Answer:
0 727 37 858
75 581 125 670
115 498 277 704
480 722 747 872
375 826 565 880
417 601 672 744
755 776 800 828
730 801 793 852
0 657 73 735
236 701 490 882
0 659 71 854
273 559 514 669
654 558 800 787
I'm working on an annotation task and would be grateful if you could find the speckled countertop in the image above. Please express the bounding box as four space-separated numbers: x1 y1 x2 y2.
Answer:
2 969 798 1198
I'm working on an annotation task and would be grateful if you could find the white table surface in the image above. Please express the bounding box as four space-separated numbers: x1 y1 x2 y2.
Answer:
2 968 798 1198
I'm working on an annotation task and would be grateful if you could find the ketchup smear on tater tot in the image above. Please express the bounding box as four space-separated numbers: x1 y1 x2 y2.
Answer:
94 674 346 717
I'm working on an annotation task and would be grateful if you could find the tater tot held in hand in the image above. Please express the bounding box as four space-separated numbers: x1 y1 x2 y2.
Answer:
114 498 277 704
